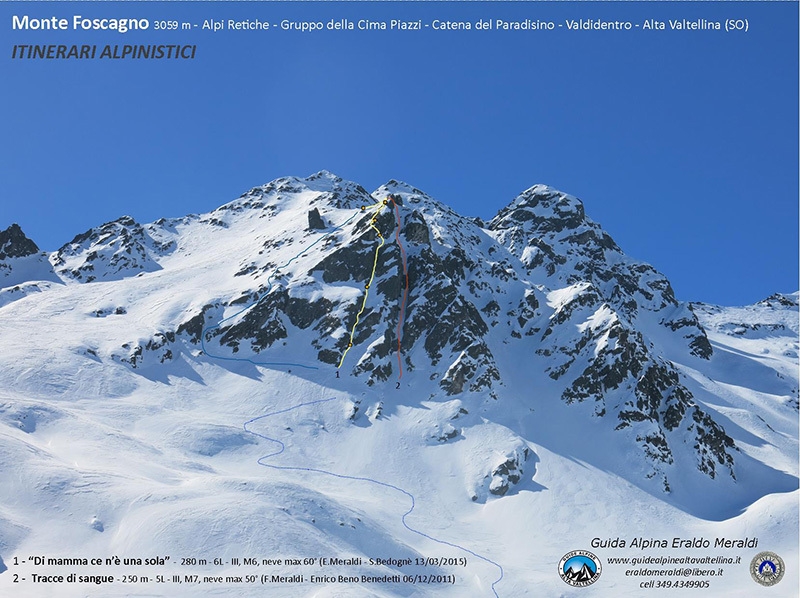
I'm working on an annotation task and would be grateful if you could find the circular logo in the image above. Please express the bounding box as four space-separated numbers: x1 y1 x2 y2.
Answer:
750 551 785 586
558 550 602 587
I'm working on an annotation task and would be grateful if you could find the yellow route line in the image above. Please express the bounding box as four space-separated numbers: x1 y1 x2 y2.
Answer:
338 199 389 369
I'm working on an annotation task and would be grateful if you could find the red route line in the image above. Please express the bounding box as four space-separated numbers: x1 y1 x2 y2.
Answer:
389 196 409 380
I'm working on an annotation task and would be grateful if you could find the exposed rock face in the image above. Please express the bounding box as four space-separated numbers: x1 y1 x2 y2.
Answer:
482 185 732 489
115 331 176 368
0 224 39 259
308 208 326 230
51 216 175 282
0 224 60 294
489 446 531 497
487 185 711 358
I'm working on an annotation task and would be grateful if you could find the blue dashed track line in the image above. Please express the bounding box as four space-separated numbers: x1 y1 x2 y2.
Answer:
244 397 505 598
200 211 360 370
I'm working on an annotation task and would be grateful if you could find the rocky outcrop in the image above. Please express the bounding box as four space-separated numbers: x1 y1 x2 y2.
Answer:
51 216 174 282
0 224 39 259
0 224 60 290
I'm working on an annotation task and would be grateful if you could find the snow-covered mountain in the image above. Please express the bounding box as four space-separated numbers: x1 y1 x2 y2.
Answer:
0 171 797 597
0 223 61 307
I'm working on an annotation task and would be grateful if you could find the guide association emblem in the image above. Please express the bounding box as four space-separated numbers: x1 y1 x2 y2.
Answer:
750 551 785 586
558 550 602 587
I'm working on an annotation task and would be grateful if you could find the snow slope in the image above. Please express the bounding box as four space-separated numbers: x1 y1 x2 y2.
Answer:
0 172 796 597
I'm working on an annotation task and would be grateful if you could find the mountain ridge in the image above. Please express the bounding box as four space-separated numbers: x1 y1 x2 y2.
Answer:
0 170 796 514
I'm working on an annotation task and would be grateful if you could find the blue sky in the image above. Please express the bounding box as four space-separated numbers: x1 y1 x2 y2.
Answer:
2 1 797 305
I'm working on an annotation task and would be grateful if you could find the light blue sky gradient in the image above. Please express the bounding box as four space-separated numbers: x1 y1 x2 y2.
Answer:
2 2 797 305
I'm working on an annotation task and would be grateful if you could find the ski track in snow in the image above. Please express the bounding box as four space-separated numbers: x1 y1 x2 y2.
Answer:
243 397 505 598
